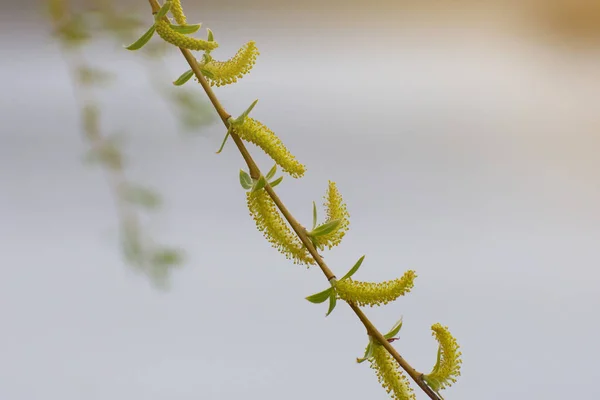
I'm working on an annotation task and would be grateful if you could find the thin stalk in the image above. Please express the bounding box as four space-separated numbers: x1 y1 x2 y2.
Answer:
146 1 440 398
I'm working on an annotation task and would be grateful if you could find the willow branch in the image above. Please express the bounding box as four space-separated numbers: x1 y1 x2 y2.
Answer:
146 1 440 398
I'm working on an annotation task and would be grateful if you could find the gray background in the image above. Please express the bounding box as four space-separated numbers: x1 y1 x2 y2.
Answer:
2 1 600 399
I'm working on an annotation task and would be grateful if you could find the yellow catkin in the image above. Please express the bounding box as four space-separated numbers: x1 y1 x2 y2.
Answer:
370 344 416 400
425 324 462 391
169 0 187 25
314 181 350 249
335 270 416 307
155 19 218 51
247 189 314 266
233 117 306 178
201 41 259 87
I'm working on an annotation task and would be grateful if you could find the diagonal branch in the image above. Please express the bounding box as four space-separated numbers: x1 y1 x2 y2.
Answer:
146 1 440 398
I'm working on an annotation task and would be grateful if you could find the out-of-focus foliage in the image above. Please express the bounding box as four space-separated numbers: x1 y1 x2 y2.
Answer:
48 0 216 288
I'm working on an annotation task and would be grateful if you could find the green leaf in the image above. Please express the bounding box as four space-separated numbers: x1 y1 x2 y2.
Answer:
325 291 337 316
150 247 184 267
124 24 156 50
207 28 214 42
216 122 233 154
200 68 215 79
384 317 404 339
233 99 258 125
122 185 162 209
265 164 277 180
356 342 374 363
239 169 253 190
340 255 365 280
268 176 283 188
173 69 194 86
305 287 333 304
169 23 201 34
155 1 172 20
312 201 318 230
309 219 341 238
251 175 267 192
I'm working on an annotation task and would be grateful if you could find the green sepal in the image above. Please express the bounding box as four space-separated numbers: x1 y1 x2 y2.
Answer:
239 169 253 190
200 68 215 79
216 122 234 154
173 69 194 86
312 201 318 230
232 99 258 126
268 176 283 188
325 290 337 316
169 23 201 34
340 255 365 280
309 219 341 238
356 340 374 363
251 175 267 192
265 164 277 180
384 317 404 339
305 287 333 304
154 1 172 20
124 24 156 50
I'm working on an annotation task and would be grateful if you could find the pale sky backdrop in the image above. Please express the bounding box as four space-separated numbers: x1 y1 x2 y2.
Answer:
1 1 600 400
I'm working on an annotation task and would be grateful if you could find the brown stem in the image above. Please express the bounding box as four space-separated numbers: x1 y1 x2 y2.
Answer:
147 1 440 398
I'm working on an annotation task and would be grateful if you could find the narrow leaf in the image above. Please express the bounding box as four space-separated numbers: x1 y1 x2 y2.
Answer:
239 169 253 190
325 291 337 316
207 28 214 42
266 164 277 180
216 124 233 154
268 176 283 188
309 219 341 238
340 255 365 280
305 287 333 304
251 175 267 192
173 69 194 86
169 23 201 34
200 68 215 79
312 201 318 230
234 99 258 125
357 342 374 363
124 24 156 50
384 317 404 339
155 1 172 20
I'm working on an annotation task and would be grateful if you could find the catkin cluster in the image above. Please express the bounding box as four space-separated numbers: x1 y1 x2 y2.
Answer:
424 323 463 391
201 41 259 87
370 343 416 400
234 117 306 178
335 270 416 307
247 189 314 265
155 19 218 51
313 181 350 249
126 1 466 399
169 0 186 25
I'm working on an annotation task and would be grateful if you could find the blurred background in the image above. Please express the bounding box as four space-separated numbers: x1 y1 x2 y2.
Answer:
1 1 600 399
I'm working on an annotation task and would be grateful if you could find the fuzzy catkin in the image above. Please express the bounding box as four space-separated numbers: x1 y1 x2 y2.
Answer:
169 0 187 25
201 41 259 87
155 19 218 51
425 323 462 391
314 181 350 249
247 189 314 265
234 117 306 178
370 344 416 400
335 270 416 307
